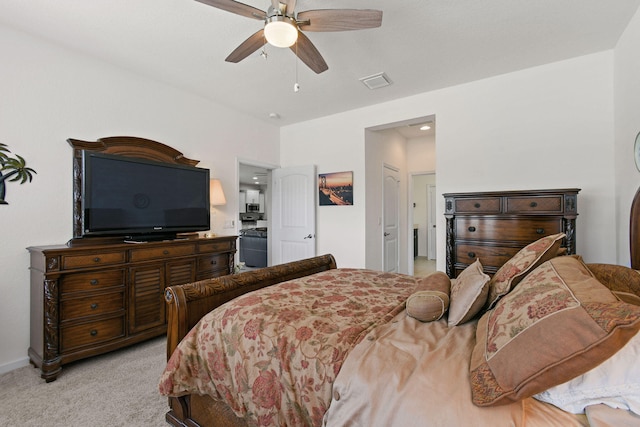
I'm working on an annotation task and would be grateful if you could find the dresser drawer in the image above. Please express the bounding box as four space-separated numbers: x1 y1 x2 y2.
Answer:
196 254 230 277
60 291 125 321
455 218 563 242
61 251 125 270
60 316 125 352
130 244 195 262
198 240 236 253
505 195 563 213
455 244 520 268
60 269 125 294
454 197 501 213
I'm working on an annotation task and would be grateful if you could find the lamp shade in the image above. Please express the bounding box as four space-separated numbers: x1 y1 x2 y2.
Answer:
264 15 298 48
210 179 227 206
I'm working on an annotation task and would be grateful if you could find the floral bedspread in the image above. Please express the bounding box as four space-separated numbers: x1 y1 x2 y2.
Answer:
158 268 418 426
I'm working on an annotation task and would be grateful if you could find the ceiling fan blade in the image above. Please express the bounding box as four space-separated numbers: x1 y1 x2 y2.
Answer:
225 29 265 63
284 0 297 14
195 0 266 20
290 31 328 74
297 9 382 32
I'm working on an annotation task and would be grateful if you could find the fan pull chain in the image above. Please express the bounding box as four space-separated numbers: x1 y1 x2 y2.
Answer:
261 33 268 59
294 40 300 92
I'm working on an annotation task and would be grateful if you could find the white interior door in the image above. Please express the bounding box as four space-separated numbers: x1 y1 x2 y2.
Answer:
383 165 400 273
271 165 316 265
427 184 437 260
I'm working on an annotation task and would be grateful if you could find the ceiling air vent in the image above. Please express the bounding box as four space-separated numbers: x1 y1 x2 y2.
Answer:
359 72 392 90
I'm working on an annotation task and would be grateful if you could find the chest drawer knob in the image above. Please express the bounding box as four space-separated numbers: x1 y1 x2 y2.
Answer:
90 303 98 310
90 329 98 336
90 279 99 286
474 203 481 208
211 260 217 265
163 250 170 255
467 252 476 259
530 201 538 208
93 257 101 263
536 228 545 234
468 226 476 232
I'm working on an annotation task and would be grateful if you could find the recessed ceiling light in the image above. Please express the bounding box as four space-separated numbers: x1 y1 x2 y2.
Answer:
420 125 431 131
269 112 280 119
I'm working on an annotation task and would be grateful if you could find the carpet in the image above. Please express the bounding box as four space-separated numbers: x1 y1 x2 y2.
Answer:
0 336 168 426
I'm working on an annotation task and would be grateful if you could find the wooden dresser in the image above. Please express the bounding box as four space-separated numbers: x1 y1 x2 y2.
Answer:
443 189 579 278
28 235 236 382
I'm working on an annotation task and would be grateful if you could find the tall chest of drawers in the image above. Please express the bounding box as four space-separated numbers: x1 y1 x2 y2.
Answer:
443 189 579 278
28 235 236 382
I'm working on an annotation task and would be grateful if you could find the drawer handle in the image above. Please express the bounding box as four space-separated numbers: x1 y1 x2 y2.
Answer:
468 252 476 258
468 226 476 232
530 202 538 208
163 250 170 255
90 303 98 310
90 279 99 286
90 329 98 336
210 260 217 265
474 203 481 208
536 228 545 234
93 257 101 263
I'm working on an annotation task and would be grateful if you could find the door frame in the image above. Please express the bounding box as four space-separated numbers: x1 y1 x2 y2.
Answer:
408 170 435 275
236 158 279 266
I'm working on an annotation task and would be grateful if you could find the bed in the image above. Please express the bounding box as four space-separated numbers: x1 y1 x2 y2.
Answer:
159 189 640 427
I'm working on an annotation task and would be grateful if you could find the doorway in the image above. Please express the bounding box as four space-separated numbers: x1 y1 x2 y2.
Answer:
366 115 436 276
410 172 437 277
237 161 274 270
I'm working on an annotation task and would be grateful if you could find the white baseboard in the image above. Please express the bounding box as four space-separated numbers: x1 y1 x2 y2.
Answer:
0 356 30 375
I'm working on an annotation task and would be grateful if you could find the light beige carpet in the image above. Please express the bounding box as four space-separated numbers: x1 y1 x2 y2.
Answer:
0 336 168 426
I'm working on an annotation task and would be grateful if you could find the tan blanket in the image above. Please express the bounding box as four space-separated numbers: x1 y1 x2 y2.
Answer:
323 312 590 426
159 268 418 426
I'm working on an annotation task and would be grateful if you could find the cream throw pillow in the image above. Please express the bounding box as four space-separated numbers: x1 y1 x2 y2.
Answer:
447 259 490 327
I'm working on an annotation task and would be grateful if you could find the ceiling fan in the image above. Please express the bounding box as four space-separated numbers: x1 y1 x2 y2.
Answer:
195 0 383 74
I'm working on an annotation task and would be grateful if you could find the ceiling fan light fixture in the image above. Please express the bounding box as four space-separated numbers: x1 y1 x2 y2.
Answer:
264 16 298 48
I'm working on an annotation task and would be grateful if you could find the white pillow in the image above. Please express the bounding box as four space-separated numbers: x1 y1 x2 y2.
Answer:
533 330 640 415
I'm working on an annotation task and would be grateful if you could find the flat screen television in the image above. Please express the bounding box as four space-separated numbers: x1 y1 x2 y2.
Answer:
81 150 210 241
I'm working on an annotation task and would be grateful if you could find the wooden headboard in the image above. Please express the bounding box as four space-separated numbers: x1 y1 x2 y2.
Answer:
631 186 640 270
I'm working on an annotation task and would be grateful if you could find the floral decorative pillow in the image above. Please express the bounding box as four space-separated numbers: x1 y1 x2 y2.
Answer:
447 259 490 327
470 256 640 407
485 233 565 309
406 271 451 322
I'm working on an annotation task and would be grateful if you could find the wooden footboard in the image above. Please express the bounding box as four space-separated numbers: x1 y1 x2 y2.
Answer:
163 254 337 427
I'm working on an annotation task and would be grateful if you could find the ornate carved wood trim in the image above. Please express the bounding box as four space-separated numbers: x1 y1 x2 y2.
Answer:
66 136 201 241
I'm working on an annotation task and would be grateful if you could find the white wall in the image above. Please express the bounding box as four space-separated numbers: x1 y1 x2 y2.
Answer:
0 25 280 372
281 51 617 272
614 7 640 266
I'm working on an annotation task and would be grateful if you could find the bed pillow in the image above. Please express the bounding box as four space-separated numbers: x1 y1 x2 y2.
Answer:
533 329 640 415
447 259 490 327
470 255 640 407
485 232 565 309
406 272 451 322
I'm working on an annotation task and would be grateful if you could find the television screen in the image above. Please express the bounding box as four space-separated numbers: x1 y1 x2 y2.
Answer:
81 151 210 239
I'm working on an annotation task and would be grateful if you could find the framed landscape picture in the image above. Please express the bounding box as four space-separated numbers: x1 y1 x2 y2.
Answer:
318 171 353 206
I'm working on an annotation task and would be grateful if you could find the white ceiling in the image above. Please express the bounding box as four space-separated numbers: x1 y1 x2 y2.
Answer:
1 1 638 127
